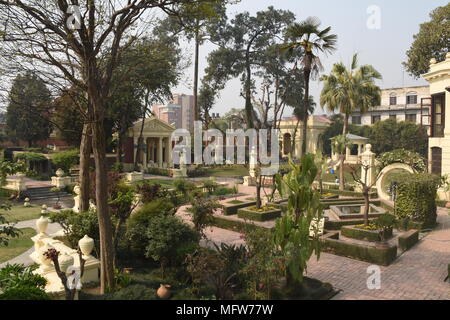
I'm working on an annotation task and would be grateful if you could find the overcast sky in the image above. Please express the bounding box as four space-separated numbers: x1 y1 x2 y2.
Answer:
173 0 448 116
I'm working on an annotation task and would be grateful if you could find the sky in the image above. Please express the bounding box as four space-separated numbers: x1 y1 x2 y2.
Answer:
173 0 448 116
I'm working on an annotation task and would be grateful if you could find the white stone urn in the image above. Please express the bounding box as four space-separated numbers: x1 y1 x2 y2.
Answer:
24 198 31 207
79 235 94 257
36 216 49 234
41 205 48 215
58 252 74 273
73 185 81 195
56 168 65 177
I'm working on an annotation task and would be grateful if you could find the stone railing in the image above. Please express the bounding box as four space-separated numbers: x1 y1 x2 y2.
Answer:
4 173 27 192
30 216 100 297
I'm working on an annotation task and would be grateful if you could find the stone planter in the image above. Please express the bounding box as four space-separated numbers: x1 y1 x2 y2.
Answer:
237 207 282 222
341 225 393 242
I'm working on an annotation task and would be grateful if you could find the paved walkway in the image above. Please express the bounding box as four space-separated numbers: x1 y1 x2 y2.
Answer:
0 219 62 268
178 196 450 300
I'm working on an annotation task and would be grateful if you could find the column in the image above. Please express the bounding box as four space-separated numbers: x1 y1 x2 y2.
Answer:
158 137 163 168
143 138 148 170
134 137 139 166
166 137 172 167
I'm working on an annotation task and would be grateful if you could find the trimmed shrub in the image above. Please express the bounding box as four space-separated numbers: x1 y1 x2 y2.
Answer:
237 207 281 222
377 149 426 172
394 173 440 229
341 226 392 242
398 229 419 252
223 201 256 216
51 149 79 174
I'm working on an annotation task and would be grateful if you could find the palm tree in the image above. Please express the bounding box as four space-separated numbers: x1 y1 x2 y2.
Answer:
320 53 382 135
291 96 316 157
331 134 351 191
284 17 337 156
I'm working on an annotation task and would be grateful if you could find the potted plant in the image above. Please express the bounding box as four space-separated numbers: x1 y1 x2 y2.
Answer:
51 187 62 209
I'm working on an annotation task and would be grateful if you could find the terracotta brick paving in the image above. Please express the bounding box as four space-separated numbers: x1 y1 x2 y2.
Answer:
178 193 450 299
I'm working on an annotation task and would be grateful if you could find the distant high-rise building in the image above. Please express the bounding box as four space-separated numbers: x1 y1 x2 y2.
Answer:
153 94 195 132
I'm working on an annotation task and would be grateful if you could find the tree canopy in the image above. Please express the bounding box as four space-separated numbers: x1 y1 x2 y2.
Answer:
404 3 450 77
6 73 53 147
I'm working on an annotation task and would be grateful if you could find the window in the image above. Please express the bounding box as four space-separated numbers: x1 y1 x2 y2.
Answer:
406 93 418 105
405 114 417 122
432 93 445 137
352 115 361 125
371 115 381 124
389 93 397 106
431 147 442 175
389 114 396 121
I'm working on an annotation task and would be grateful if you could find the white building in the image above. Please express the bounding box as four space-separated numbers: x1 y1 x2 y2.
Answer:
350 85 431 130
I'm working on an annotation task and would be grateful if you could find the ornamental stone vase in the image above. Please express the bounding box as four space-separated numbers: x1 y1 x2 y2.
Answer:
79 235 94 257
56 168 65 177
157 284 171 300
36 216 49 234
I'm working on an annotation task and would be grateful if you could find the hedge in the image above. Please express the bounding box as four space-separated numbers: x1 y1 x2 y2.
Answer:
211 216 266 233
341 226 392 242
223 201 256 216
321 232 398 266
324 189 378 199
237 207 282 222
398 230 419 252
394 173 440 229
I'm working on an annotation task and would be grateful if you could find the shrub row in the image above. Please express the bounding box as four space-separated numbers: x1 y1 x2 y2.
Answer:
223 201 256 216
341 226 392 242
398 229 419 252
237 207 282 222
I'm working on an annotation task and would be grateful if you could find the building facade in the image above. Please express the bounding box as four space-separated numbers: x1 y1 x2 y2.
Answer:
423 53 450 181
279 115 331 158
153 94 195 132
349 85 431 129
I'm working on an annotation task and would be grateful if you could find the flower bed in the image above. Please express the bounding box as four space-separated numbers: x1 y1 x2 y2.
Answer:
341 225 393 242
321 232 398 266
237 206 282 222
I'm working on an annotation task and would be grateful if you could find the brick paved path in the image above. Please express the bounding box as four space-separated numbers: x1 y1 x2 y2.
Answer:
178 194 450 300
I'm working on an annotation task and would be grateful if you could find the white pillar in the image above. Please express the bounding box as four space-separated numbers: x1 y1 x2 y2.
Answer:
143 138 148 170
158 137 163 168
361 144 376 186
166 137 172 167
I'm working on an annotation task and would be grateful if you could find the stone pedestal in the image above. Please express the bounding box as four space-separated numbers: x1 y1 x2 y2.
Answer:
72 186 81 213
360 144 376 187
125 171 144 184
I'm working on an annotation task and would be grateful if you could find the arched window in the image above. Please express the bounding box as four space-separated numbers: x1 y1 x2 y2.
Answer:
389 93 397 106
406 91 418 104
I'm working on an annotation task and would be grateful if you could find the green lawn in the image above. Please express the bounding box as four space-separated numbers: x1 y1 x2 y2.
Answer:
207 165 249 178
0 228 36 264
3 205 42 223
141 178 174 188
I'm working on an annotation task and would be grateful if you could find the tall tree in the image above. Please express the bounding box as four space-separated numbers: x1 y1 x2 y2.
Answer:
404 3 450 78
6 73 52 147
0 0 215 293
320 53 382 136
171 0 233 122
205 6 296 128
283 17 337 156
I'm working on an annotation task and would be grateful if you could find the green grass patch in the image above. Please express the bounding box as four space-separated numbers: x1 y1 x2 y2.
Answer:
3 206 43 223
227 200 244 205
0 228 36 263
207 165 249 178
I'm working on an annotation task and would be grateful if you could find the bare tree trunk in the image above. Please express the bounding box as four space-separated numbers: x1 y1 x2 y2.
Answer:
79 123 92 212
301 70 311 156
91 119 115 293
134 92 150 171
342 113 349 136
244 49 254 129
363 187 370 226
193 30 200 122
339 154 345 191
